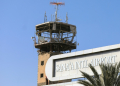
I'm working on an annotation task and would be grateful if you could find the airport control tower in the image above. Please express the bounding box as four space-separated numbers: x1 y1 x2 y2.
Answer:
32 2 77 86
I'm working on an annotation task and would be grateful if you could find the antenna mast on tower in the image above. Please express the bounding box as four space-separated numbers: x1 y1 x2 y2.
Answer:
50 2 65 22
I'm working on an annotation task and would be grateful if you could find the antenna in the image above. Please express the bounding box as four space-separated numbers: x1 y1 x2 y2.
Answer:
51 14 52 21
66 12 68 23
44 11 47 23
50 2 65 22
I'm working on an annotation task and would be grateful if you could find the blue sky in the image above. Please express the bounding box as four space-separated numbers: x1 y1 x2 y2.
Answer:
0 0 120 86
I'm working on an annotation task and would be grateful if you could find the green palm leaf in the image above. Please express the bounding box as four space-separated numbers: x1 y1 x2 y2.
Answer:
78 62 120 86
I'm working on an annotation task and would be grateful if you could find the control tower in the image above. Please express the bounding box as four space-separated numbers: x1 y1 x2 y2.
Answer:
32 2 77 86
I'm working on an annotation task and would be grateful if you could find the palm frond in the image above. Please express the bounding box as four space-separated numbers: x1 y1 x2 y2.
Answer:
78 80 93 86
79 62 120 86
80 71 98 86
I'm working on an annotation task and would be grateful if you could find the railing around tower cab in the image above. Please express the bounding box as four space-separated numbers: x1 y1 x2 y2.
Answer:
35 36 76 46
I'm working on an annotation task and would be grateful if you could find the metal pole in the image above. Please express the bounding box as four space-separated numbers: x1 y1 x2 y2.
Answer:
55 5 58 21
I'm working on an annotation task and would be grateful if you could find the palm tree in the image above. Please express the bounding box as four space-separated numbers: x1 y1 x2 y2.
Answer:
78 62 120 86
